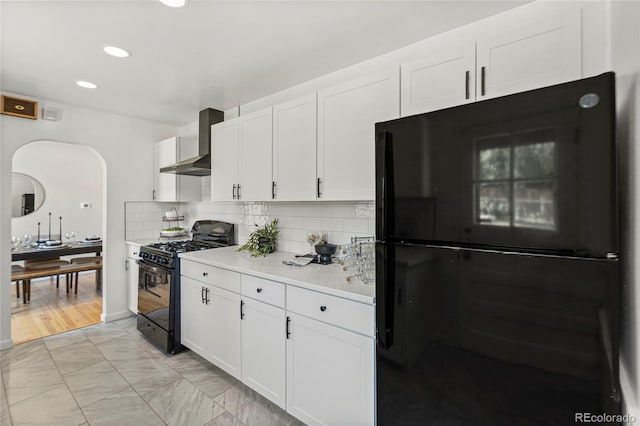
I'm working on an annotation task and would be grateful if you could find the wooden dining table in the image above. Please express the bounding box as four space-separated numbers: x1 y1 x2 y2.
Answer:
12 242 103 294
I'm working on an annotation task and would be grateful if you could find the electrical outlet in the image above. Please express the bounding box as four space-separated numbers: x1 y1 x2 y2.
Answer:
80 202 91 209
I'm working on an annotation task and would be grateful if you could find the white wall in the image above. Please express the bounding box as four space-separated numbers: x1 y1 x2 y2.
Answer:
610 0 640 418
0 95 177 349
12 141 102 241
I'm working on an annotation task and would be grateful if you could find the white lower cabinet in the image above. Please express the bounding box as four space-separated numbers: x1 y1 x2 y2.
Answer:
125 243 140 313
180 276 211 356
285 287 375 426
241 297 286 409
180 261 375 425
180 274 242 380
208 284 242 380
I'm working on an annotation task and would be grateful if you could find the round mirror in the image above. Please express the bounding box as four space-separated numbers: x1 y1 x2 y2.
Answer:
12 172 45 218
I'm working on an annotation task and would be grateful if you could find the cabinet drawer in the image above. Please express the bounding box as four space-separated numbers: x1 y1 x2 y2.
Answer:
127 244 141 259
287 286 374 337
181 259 240 293
241 275 285 308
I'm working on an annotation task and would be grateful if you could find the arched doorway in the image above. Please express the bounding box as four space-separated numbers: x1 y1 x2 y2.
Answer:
10 140 106 343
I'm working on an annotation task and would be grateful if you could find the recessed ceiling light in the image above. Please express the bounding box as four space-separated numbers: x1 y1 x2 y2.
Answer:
103 45 131 58
76 81 98 89
159 0 187 7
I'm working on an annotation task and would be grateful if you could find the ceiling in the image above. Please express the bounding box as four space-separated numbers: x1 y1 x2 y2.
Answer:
1 1 529 127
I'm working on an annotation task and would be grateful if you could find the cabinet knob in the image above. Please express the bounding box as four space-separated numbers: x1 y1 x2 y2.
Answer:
256 288 263 293
203 272 208 277
320 305 327 312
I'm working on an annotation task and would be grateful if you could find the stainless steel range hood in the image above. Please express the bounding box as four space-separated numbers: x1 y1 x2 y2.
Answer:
160 108 224 176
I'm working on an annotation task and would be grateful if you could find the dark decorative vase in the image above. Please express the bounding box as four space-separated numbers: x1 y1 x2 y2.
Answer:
258 238 276 253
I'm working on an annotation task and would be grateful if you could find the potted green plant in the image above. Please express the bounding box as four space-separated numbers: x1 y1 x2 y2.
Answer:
237 218 279 257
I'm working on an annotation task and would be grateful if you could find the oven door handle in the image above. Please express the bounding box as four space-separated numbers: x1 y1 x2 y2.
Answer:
136 259 169 275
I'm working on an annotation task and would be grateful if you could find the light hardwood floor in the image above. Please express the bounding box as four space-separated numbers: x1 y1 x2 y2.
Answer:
10 272 102 344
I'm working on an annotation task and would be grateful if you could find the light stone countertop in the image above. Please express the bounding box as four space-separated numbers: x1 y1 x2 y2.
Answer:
179 246 375 305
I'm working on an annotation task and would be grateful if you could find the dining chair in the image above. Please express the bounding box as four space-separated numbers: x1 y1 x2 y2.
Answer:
23 258 70 288
68 256 102 293
11 265 24 299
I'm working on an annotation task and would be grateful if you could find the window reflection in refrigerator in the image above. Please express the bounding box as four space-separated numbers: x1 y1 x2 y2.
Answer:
474 129 557 230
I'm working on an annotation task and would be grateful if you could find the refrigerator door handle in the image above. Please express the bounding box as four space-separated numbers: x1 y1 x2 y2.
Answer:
376 242 394 349
376 131 394 239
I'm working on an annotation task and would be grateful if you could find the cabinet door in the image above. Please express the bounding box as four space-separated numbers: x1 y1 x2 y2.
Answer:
401 36 475 116
286 313 374 426
127 257 139 313
153 137 177 201
211 118 239 202
241 298 286 409
239 107 273 201
208 285 242 380
273 94 317 201
180 276 210 358
476 5 581 100
317 69 400 201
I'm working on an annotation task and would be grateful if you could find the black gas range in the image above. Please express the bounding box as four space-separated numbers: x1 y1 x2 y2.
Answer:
136 220 234 353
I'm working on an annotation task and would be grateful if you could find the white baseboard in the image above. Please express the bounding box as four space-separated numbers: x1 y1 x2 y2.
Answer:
101 310 134 323
620 362 639 424
0 338 14 351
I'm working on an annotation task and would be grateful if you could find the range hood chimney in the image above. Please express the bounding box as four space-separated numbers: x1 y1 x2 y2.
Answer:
160 108 224 176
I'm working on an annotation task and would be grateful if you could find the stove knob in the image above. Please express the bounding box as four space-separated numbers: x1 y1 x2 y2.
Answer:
160 258 167 265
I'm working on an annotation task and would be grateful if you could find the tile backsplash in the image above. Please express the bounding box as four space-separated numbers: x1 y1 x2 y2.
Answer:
125 201 375 253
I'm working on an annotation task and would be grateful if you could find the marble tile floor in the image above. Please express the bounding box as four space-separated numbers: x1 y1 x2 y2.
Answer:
0 316 305 426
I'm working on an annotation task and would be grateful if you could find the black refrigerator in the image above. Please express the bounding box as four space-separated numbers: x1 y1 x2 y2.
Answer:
375 72 620 426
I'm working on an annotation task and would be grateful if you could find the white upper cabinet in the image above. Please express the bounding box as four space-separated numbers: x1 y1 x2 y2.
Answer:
211 109 272 202
211 118 239 202
401 35 476 117
401 2 582 115
272 94 317 201
239 107 273 202
475 3 581 100
317 69 400 201
153 136 201 202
